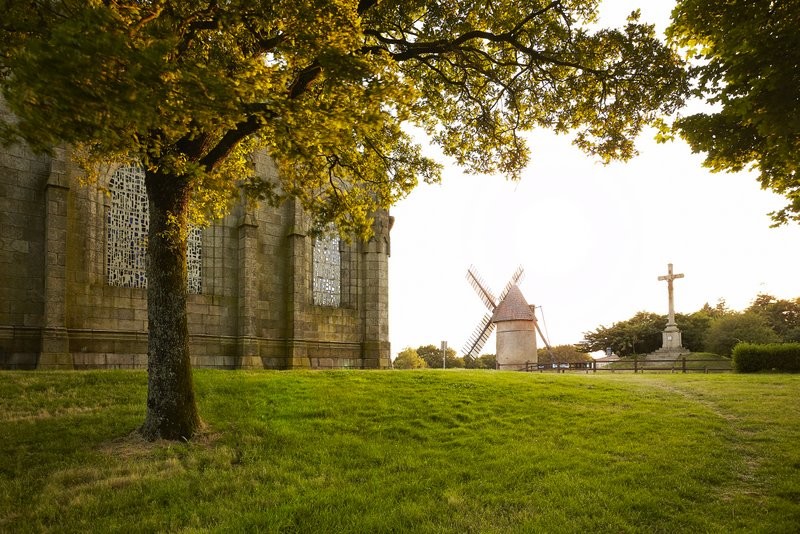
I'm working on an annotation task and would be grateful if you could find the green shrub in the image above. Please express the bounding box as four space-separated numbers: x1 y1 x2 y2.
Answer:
732 342 800 373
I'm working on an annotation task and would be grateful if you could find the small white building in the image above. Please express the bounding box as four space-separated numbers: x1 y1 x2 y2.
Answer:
594 353 621 368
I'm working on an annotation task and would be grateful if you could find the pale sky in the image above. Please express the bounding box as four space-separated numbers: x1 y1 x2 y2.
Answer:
387 1 800 358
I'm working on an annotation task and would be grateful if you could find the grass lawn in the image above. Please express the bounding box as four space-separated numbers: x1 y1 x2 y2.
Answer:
1 370 798 533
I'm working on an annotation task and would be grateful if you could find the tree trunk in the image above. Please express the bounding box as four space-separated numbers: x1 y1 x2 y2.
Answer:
139 171 201 441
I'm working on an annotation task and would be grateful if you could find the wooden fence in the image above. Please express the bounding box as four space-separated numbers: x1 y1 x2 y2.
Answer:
496 357 733 373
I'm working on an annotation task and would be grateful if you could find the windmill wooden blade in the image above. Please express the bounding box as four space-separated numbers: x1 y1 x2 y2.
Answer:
466 265 497 310
498 266 525 303
462 313 494 360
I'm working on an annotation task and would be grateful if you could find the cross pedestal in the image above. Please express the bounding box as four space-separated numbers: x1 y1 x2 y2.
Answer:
661 325 683 351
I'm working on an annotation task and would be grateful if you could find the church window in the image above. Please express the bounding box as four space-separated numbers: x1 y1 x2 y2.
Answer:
106 166 202 293
187 226 203 294
313 231 341 307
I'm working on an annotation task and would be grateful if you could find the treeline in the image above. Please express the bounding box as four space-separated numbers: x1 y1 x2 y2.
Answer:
393 344 590 369
393 345 494 369
580 294 800 357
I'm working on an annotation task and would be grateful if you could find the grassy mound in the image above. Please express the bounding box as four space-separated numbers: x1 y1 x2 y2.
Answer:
1 370 798 532
608 352 733 372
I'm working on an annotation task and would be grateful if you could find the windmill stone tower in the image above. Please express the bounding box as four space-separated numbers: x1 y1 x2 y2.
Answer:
492 285 538 369
462 266 539 370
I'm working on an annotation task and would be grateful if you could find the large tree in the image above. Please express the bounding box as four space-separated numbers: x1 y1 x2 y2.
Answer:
1 1 686 440
667 0 800 225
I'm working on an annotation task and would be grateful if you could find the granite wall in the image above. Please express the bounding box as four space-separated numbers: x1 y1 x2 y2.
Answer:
0 143 391 370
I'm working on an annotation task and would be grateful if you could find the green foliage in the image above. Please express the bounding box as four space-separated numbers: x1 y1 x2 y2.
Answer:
732 343 800 373
416 344 463 369
393 347 427 369
746 294 800 341
537 344 592 364
704 312 781 356
674 311 713 352
465 353 496 370
1 0 687 235
667 1 800 226
785 327 800 344
580 297 800 357
3 371 800 532
581 311 666 356
0 0 430 234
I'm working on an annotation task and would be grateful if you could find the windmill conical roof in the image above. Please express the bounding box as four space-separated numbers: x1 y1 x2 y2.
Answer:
491 285 535 322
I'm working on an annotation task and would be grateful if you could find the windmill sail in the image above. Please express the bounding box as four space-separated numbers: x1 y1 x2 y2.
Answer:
467 266 497 310
462 313 494 360
498 266 525 303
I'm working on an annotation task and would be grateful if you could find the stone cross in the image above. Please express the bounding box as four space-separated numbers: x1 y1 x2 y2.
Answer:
658 263 684 327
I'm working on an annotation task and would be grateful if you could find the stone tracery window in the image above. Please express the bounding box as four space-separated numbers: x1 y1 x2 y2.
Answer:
106 166 148 289
313 231 341 307
106 166 202 293
186 226 203 294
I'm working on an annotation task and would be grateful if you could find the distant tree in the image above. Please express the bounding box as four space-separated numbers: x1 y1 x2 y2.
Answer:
449 356 465 369
785 328 800 344
704 312 781 356
697 299 732 319
466 354 496 370
581 312 666 356
581 296 800 357
674 311 713 352
537 345 592 364
746 294 800 341
667 1 800 225
416 345 463 369
393 348 427 370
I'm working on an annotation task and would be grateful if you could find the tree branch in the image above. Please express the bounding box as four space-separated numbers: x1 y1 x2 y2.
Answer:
199 115 261 172
357 0 379 15
289 61 322 99
361 2 605 77
128 4 165 37
170 0 221 58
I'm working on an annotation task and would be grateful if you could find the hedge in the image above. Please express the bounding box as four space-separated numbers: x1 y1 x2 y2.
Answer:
732 342 800 373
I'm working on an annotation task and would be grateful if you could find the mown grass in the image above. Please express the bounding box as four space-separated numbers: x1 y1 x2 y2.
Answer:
1 370 798 533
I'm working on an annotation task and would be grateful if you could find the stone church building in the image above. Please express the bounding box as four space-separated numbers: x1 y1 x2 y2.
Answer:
0 137 391 370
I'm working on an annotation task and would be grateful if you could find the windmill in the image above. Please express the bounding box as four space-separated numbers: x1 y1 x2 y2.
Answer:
462 265 523 360
462 265 553 368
